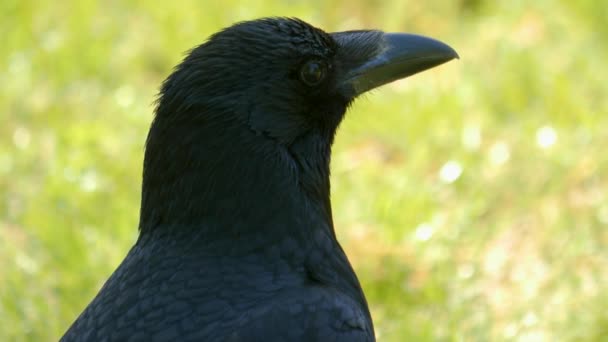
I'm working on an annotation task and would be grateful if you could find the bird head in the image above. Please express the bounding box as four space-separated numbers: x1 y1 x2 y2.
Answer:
141 18 457 233
155 18 457 145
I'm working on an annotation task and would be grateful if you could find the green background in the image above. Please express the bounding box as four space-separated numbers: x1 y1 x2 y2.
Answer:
2 0 607 340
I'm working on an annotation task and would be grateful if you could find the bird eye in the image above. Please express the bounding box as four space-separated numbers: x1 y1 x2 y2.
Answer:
299 60 327 86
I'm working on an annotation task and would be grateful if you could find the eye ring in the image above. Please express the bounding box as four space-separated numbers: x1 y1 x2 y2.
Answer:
299 60 327 86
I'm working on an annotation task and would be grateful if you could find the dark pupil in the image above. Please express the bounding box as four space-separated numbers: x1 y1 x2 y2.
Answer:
301 61 324 85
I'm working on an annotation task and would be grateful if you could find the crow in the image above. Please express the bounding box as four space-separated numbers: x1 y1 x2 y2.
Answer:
62 17 457 341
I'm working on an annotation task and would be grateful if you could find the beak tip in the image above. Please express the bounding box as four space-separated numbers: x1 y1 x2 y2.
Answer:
383 32 459 67
450 48 460 60
431 38 459 62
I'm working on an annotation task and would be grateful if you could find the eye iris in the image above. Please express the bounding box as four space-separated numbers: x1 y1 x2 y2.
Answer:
301 61 325 85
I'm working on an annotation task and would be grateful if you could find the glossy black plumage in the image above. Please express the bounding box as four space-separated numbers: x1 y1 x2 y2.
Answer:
62 17 457 341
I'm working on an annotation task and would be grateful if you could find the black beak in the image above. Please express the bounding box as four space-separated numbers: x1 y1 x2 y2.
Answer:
333 31 459 97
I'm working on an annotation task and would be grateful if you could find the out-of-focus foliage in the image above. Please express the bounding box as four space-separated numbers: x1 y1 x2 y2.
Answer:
1 1 606 341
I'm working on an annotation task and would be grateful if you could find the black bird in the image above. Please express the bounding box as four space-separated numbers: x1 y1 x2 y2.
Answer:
62 17 457 341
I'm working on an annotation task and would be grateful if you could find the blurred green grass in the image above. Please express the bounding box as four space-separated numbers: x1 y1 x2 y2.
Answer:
1 0 607 341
